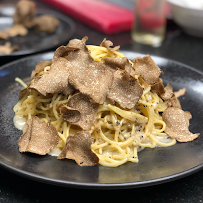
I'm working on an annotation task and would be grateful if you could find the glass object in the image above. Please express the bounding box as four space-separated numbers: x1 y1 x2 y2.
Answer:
131 0 166 47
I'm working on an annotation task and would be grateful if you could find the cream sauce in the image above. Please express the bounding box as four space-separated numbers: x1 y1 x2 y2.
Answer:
13 115 26 130
155 136 173 144
48 148 62 156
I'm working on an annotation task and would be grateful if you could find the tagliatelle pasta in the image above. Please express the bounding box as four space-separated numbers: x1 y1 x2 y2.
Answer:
13 37 199 167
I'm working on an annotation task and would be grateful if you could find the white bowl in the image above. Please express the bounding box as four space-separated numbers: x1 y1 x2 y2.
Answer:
167 0 203 37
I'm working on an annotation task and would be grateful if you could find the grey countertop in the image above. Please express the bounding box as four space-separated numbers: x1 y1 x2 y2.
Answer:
1 0 203 202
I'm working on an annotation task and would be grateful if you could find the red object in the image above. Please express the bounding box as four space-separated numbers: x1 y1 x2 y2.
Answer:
40 0 134 34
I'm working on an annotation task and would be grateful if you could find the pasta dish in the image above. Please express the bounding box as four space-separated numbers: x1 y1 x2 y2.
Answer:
13 37 199 167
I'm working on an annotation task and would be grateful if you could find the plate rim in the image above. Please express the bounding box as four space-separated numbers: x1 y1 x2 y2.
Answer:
0 50 203 189
0 159 202 189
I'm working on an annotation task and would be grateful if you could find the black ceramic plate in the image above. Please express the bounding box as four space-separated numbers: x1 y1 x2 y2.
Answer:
0 51 203 189
0 5 75 56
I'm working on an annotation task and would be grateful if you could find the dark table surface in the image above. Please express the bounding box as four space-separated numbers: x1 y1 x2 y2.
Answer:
1 0 203 202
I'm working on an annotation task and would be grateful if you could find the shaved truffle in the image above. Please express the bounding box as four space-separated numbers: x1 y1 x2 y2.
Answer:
31 38 117 104
31 60 52 79
58 131 99 166
66 47 94 64
100 38 120 52
103 57 134 75
5 24 28 37
18 116 59 155
54 46 78 59
0 42 19 54
67 36 89 52
161 84 173 100
0 31 8 40
19 86 29 100
162 107 199 142
125 60 135 75
69 61 113 104
167 94 182 109
54 37 88 59
151 81 182 109
107 70 143 109
34 15 59 33
30 57 75 96
57 103 81 123
133 55 162 85
103 57 128 70
57 93 99 130
151 78 165 96
13 0 36 28
174 88 186 98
